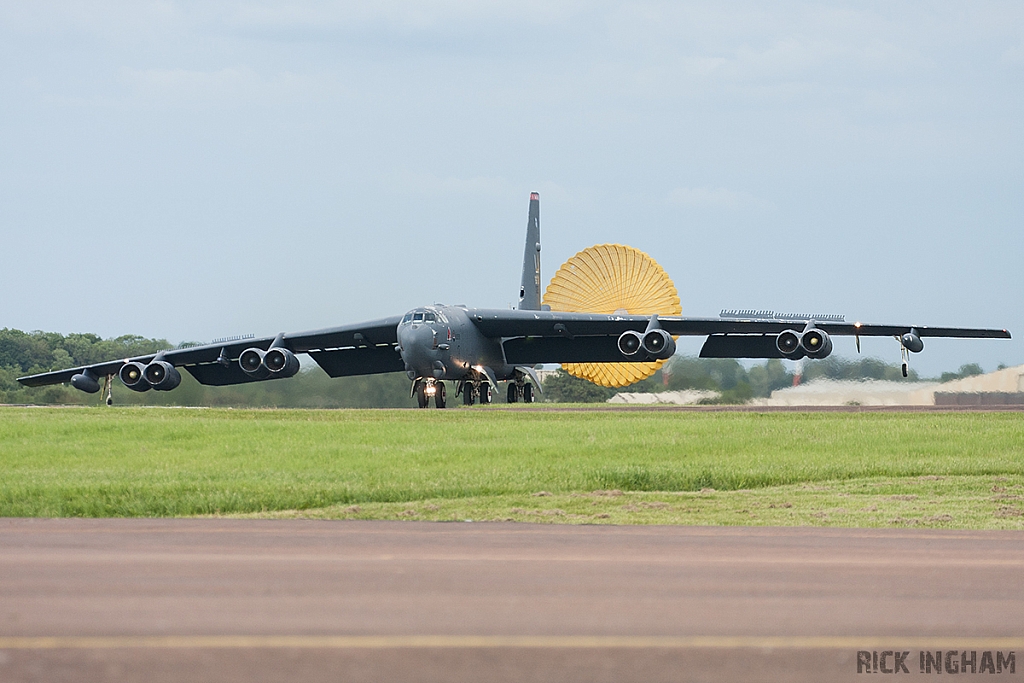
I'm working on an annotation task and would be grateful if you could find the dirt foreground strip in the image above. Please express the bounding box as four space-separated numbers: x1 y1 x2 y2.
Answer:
243 474 1024 528
2 519 1023 683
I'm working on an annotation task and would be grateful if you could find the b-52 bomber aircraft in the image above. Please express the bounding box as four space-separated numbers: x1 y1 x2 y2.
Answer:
19 192 1011 407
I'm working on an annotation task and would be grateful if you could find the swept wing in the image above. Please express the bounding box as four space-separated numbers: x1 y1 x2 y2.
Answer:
17 317 403 388
462 309 1011 365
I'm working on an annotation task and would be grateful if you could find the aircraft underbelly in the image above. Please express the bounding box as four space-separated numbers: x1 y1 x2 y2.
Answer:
449 319 508 380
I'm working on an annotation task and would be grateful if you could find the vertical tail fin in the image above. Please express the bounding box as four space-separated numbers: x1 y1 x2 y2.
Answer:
518 192 541 310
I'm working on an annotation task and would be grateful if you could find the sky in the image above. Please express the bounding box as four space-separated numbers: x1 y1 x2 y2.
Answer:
1 1 1021 377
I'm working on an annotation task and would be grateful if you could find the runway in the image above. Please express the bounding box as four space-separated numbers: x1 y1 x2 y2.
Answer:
2 520 1023 682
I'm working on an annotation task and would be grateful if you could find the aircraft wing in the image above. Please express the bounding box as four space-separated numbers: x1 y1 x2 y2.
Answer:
16 316 405 388
464 309 1011 364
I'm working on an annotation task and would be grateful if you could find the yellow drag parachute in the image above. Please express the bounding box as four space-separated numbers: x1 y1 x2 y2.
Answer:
542 244 681 387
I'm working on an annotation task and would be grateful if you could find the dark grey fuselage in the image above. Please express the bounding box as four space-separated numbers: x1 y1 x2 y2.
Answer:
397 306 512 383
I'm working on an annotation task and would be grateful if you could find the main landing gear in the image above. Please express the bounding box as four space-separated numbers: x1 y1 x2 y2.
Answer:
457 381 491 406
506 381 535 404
421 378 535 408
412 379 446 409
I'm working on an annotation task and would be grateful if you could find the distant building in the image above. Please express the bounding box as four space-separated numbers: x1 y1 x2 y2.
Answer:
532 367 561 385
930 364 1024 406
750 364 1024 407
608 389 721 405
749 380 939 407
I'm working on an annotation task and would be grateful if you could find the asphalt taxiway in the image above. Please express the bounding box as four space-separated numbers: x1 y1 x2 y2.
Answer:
2 519 1023 682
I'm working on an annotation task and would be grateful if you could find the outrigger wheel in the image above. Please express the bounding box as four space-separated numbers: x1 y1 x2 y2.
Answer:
543 243 681 388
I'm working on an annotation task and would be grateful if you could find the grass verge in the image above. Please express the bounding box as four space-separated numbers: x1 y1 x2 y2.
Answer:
0 406 1022 527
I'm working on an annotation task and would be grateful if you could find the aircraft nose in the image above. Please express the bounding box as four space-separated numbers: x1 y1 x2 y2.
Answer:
402 324 435 349
398 324 438 377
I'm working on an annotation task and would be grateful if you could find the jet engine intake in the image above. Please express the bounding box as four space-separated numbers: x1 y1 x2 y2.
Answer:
800 329 833 359
264 348 300 377
239 348 270 379
642 329 676 360
776 330 802 358
617 330 644 357
119 361 151 392
901 331 924 353
143 360 181 391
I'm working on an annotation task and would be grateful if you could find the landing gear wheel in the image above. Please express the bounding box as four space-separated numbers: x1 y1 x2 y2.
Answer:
507 383 518 403
434 382 446 409
479 382 491 405
902 362 909 378
463 382 475 406
523 383 534 403
415 382 429 408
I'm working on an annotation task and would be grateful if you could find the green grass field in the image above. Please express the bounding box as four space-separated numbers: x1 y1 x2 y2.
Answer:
1 406 1022 528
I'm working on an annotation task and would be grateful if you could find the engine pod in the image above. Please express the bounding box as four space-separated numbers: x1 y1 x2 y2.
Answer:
264 348 300 377
239 348 270 379
617 330 644 357
119 361 151 392
143 361 181 391
642 329 676 360
800 329 833 359
776 330 802 357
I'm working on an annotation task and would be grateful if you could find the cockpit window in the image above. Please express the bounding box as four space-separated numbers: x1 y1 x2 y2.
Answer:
424 312 436 323
402 313 413 324
413 312 424 322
